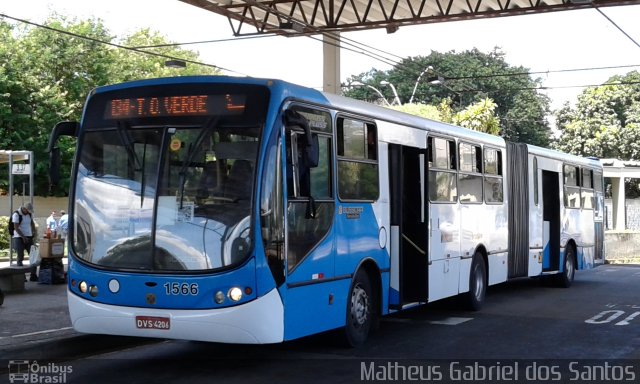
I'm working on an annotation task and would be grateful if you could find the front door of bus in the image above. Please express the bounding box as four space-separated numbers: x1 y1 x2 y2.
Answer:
281 109 337 341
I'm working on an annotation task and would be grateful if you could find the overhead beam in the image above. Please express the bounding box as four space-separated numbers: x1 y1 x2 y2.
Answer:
180 0 640 36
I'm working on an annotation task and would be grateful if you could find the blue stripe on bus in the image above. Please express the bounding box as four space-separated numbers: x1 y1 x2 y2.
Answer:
67 256 261 310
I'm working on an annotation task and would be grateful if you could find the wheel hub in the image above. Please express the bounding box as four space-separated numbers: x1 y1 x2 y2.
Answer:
351 284 369 327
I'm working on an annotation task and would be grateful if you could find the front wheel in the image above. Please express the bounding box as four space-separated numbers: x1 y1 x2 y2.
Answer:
343 270 374 347
556 245 576 288
464 252 487 311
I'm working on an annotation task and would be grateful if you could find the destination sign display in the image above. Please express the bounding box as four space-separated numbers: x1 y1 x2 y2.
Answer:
104 94 246 119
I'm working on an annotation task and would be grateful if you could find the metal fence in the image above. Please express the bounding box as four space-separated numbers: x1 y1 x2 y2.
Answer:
604 201 640 230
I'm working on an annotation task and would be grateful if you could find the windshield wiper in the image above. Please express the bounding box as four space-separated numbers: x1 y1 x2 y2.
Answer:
115 121 142 174
139 141 148 208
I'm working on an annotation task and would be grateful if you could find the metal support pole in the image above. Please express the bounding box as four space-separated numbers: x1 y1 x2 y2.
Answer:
8 153 14 265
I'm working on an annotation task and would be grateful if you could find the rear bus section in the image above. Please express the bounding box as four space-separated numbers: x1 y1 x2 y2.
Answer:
525 146 604 287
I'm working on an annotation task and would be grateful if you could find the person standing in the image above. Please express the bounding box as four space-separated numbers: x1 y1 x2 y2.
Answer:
58 210 69 239
46 210 58 236
12 204 36 266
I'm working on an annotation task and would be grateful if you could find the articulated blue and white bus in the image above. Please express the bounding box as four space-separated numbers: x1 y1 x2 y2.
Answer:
48 76 604 346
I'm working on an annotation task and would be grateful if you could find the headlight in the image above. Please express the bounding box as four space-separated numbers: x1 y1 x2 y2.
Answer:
228 287 243 302
214 291 225 304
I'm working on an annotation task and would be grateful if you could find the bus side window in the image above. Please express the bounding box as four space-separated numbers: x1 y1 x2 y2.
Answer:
581 168 594 209
564 164 581 208
336 117 379 201
459 142 482 203
428 136 457 203
484 148 503 204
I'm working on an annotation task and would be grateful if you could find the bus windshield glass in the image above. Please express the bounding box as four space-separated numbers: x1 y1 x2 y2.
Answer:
72 83 269 272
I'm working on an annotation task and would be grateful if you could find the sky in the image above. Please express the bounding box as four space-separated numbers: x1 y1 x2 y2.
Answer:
2 0 640 111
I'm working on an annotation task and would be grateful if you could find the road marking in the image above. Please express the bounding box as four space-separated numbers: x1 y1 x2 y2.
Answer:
585 310 640 325
0 327 73 339
615 311 640 326
585 310 624 324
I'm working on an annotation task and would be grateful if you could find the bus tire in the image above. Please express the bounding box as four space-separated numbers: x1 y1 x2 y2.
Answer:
556 245 576 288
343 269 373 347
464 252 487 311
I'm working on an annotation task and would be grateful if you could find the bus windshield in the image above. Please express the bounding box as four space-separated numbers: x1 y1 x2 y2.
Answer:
72 84 269 272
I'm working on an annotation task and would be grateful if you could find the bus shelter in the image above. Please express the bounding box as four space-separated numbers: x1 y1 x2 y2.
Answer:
602 158 640 230
1 150 35 265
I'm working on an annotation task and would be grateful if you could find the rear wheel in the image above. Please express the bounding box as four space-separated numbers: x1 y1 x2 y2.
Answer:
464 252 487 311
556 245 576 288
343 270 373 347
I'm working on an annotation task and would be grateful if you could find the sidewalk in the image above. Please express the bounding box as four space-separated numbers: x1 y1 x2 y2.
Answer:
0 258 76 353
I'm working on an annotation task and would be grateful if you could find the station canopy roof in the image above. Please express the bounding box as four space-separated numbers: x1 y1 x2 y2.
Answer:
180 0 640 36
0 150 31 164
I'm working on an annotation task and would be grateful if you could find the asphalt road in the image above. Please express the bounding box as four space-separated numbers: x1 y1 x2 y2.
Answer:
2 264 639 383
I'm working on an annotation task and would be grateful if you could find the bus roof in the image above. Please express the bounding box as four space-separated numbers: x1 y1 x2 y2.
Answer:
322 91 506 148
527 144 602 169
89 76 598 167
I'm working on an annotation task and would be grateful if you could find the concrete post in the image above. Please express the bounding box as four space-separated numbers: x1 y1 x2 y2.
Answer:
323 33 340 94
611 176 626 230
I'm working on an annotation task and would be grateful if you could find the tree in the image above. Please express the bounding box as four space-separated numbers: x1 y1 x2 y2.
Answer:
343 48 551 146
0 15 220 196
343 68 389 105
389 97 501 135
388 103 441 120
452 98 500 135
111 28 217 82
554 71 640 196
554 71 640 159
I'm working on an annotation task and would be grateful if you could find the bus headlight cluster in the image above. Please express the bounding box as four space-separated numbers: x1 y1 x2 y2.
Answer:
213 287 246 304
77 281 99 297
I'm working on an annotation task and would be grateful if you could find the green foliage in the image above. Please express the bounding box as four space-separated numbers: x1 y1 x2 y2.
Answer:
343 68 389 105
452 98 501 135
343 48 551 146
554 71 640 159
388 103 441 120
390 98 501 136
0 15 220 196
554 71 640 197
0 216 9 251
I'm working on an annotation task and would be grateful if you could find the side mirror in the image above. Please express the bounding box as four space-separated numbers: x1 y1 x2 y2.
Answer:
48 121 78 192
47 121 79 152
49 147 61 191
